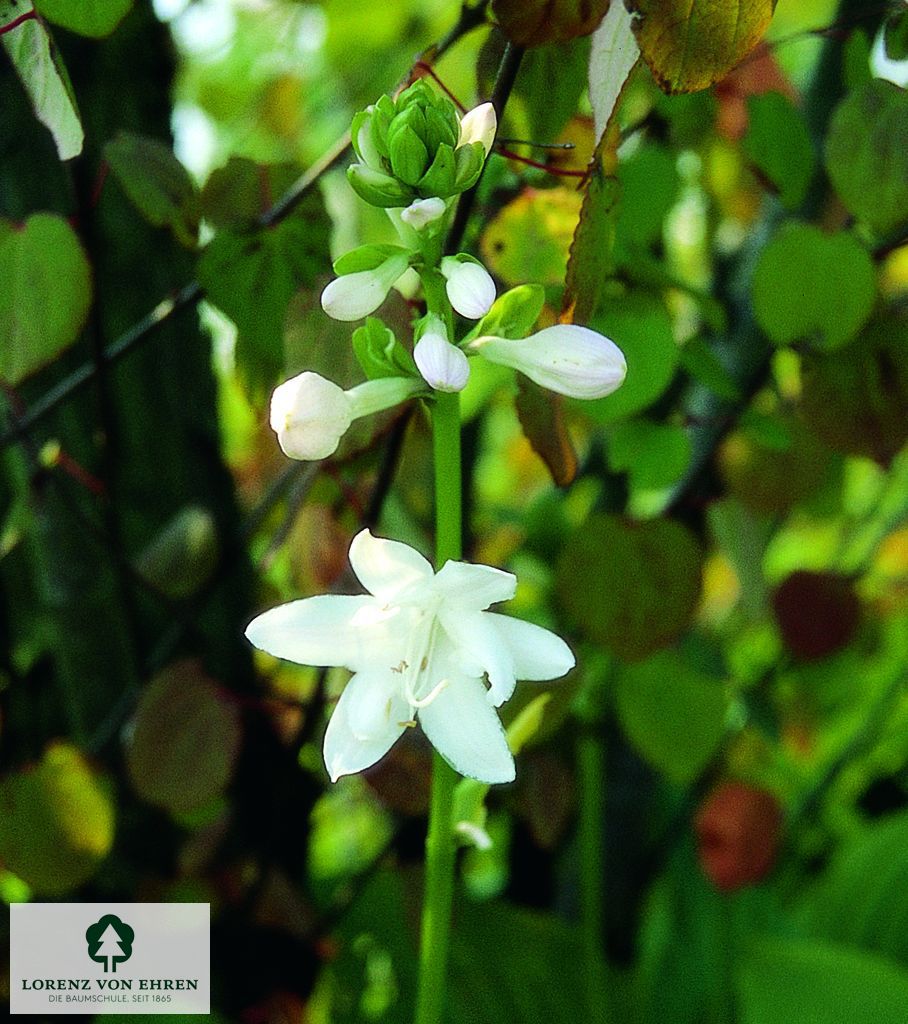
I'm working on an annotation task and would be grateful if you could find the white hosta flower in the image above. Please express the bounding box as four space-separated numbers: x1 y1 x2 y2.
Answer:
245 530 574 784
321 252 410 322
470 324 627 400
458 101 497 156
400 196 447 230
441 256 496 319
271 372 422 461
413 331 470 392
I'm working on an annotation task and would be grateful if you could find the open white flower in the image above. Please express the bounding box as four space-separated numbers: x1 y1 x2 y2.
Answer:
245 530 574 784
469 324 627 399
271 372 422 460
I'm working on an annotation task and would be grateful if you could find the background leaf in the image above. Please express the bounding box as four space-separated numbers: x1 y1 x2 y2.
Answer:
825 79 908 237
751 223 876 351
492 0 610 48
627 0 777 94
1 1 83 159
0 212 92 384
34 0 133 38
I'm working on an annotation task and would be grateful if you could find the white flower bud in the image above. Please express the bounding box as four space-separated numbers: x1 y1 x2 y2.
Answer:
414 332 470 392
400 196 447 229
270 373 424 461
457 102 497 156
270 372 354 460
320 253 409 322
470 324 627 400
440 257 496 320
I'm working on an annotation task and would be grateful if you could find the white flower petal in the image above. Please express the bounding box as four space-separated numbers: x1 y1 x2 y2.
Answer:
245 595 398 672
400 196 446 229
457 102 497 156
323 670 409 782
418 673 515 784
440 610 516 707
433 560 517 609
483 612 575 681
440 258 496 319
320 254 409 322
349 528 434 601
414 333 470 392
473 324 627 399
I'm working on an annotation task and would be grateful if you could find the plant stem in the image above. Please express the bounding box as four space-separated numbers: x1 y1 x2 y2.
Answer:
414 388 462 1024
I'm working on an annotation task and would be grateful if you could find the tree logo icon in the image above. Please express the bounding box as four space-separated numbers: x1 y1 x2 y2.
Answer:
85 915 135 973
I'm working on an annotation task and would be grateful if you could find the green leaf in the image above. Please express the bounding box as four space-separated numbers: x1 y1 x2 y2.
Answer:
743 92 815 209
738 937 908 1024
576 291 680 423
198 194 330 394
34 0 133 37
199 157 299 229
616 650 727 783
608 420 692 490
0 213 92 385
627 0 778 94
796 810 908 966
473 284 545 341
126 660 241 816
1 1 83 160
825 79 908 237
104 132 200 247
752 223 876 351
557 515 703 661
800 313 908 467
491 0 610 48
0 742 114 895
563 168 620 324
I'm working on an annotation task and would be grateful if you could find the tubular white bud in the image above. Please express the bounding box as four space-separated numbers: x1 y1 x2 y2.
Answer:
441 257 496 320
414 332 470 392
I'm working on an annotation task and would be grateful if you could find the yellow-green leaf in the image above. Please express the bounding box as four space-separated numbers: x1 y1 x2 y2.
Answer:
628 0 777 94
0 742 114 896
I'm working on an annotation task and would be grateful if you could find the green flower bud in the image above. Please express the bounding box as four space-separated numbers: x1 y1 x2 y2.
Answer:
389 124 430 186
424 105 458 153
418 143 456 199
347 164 414 208
453 141 485 192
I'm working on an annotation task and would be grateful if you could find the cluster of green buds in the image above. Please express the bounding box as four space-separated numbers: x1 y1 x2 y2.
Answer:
348 80 496 211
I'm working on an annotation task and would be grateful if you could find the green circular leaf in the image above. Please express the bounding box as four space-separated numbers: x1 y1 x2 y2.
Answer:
557 514 703 661
0 742 114 895
616 650 728 784
825 79 908 237
126 661 242 815
0 213 92 385
752 223 876 351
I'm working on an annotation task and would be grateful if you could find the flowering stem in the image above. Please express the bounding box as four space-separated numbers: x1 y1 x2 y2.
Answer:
414 388 462 1024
